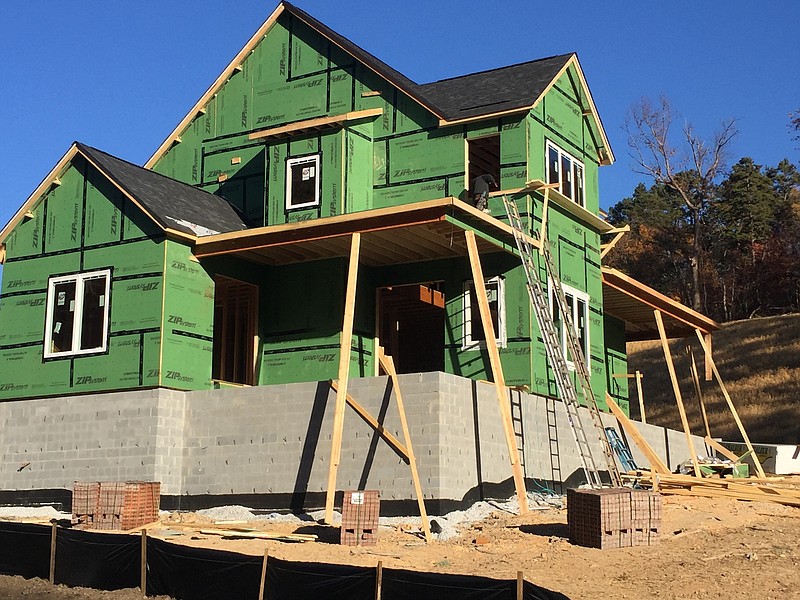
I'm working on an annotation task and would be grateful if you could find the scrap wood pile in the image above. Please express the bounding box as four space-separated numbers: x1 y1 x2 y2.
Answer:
623 470 800 508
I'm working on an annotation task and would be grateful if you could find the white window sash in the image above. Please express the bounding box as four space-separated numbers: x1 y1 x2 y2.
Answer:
285 155 321 210
462 276 506 350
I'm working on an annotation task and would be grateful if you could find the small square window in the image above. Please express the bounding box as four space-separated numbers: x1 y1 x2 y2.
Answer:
44 270 111 358
463 277 506 349
286 155 320 210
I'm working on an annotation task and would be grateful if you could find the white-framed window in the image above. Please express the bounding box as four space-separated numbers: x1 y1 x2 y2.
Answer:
546 141 585 207
549 281 589 370
463 276 506 350
285 154 320 210
44 269 111 359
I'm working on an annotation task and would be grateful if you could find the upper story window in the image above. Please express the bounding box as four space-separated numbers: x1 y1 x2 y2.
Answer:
549 282 589 370
44 269 111 359
286 155 320 210
546 141 584 208
463 276 506 350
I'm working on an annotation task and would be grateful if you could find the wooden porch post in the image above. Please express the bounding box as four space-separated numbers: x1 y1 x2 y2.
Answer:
654 310 701 477
464 230 528 515
324 232 361 524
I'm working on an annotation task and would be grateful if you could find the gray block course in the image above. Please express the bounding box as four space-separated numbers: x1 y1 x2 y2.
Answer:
0 373 702 509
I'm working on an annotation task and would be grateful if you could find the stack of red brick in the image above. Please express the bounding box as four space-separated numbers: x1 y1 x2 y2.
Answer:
340 490 379 546
567 487 661 549
72 481 160 530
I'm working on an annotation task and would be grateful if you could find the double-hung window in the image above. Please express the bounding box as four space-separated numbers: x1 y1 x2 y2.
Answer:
285 155 320 210
546 141 585 207
44 270 111 358
549 282 589 370
463 277 506 349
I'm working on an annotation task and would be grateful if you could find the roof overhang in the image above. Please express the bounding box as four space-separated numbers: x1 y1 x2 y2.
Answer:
193 198 536 267
602 267 720 340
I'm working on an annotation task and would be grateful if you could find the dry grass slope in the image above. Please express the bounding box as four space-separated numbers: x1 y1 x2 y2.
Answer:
626 314 800 445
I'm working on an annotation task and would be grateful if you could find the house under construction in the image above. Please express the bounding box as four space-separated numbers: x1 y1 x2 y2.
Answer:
0 2 719 513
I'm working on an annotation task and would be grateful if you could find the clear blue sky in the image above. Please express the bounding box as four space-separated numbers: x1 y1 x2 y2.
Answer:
1 1 798 234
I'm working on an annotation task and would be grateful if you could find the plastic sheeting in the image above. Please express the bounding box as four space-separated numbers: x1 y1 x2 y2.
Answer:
55 528 139 590
0 522 50 580
265 556 375 600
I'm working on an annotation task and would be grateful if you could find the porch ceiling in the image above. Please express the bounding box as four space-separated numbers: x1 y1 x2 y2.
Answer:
192 198 531 267
602 267 720 341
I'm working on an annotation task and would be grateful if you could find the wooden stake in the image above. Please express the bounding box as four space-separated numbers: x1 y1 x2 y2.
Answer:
375 560 383 600
49 523 56 585
605 393 669 473
258 549 268 600
378 348 433 543
688 349 712 439
140 529 147 597
654 310 701 477
325 232 361 524
516 571 524 600
694 329 766 479
465 230 528 515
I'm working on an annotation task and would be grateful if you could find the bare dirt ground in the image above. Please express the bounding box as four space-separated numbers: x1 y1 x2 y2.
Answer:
2 486 799 599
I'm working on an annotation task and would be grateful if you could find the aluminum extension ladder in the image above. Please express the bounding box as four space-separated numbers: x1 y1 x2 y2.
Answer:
502 194 622 488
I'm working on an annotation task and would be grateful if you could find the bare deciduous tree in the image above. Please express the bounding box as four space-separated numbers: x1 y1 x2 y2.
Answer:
625 95 738 311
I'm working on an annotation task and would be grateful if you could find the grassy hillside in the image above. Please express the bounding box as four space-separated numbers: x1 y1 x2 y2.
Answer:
626 314 800 445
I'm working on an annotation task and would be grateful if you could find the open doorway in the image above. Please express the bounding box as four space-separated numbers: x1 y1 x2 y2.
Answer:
212 276 258 385
467 134 500 195
378 283 445 375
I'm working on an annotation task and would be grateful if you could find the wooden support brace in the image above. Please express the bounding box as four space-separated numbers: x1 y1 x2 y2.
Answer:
324 232 361 524
694 329 766 479
704 436 740 463
464 230 528 515
655 310 701 478
377 348 432 543
539 187 551 255
605 393 669 474
600 225 630 259
703 333 713 382
635 371 646 424
329 380 409 460
688 349 712 439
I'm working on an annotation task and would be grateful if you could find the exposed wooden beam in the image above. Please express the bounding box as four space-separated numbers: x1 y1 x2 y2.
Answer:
464 230 528 515
655 310 701 478
324 233 361 524
248 108 382 141
377 348 432 543
605 394 669 474
600 225 630 259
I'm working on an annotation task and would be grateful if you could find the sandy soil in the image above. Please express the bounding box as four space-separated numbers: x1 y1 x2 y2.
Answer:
1 490 799 599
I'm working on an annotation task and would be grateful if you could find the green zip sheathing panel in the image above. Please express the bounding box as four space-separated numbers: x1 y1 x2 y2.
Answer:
256 257 374 385
159 241 215 390
604 314 630 415
0 157 166 400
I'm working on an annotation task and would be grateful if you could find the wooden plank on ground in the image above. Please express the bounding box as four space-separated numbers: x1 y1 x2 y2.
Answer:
605 393 670 474
325 233 361 525
378 348 432 543
655 310 701 478
693 329 766 479
465 230 528 515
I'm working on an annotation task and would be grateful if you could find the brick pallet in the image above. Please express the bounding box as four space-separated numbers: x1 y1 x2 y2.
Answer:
72 481 160 531
567 487 661 549
340 490 379 546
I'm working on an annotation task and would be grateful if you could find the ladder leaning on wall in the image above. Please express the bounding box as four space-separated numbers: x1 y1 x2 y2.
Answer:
501 193 622 488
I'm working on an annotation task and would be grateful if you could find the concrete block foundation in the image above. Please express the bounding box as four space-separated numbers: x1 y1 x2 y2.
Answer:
0 373 703 514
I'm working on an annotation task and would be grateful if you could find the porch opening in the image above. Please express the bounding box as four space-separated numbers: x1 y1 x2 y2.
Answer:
378 283 445 375
212 276 258 385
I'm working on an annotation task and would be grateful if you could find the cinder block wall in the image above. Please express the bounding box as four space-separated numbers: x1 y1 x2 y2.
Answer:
0 373 704 512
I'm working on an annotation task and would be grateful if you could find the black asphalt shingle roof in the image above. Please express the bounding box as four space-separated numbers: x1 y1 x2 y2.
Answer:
415 54 574 121
77 143 248 237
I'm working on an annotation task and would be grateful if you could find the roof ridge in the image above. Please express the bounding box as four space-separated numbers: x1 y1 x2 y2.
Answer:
418 53 574 87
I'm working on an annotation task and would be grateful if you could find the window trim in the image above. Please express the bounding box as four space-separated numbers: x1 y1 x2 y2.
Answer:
545 140 585 207
285 154 321 210
43 269 111 359
548 280 590 370
462 276 506 350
